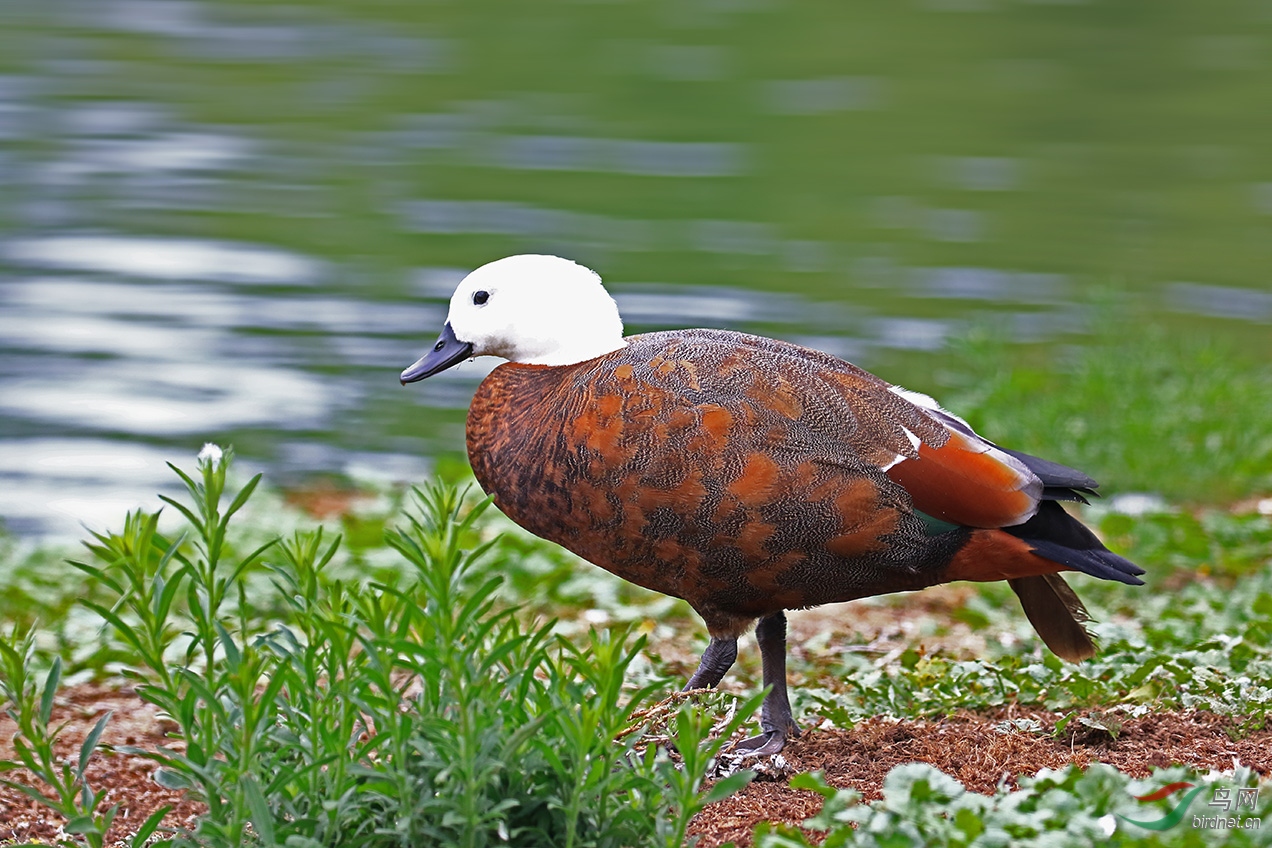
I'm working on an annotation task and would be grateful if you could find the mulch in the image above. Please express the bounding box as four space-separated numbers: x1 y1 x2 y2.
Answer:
2 684 1268 846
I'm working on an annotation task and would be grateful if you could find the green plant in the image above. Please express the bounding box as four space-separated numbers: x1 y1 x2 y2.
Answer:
4 448 757 846
0 623 170 848
756 763 1272 847
799 568 1272 730
70 446 279 842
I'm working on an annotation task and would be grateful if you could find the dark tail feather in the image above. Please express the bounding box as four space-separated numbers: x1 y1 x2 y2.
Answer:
1004 501 1145 585
1000 447 1098 504
1008 574 1097 662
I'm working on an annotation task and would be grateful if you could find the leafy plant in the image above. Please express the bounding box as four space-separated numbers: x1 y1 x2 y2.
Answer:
799 566 1272 731
0 624 169 848
69 446 279 842
2 448 758 846
756 763 1272 847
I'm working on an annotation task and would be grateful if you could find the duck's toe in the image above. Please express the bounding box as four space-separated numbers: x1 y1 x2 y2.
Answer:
729 728 790 756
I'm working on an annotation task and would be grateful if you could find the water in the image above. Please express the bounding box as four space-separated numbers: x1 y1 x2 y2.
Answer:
1 0 1269 537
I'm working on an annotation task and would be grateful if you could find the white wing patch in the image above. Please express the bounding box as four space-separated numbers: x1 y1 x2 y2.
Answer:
889 385 976 433
880 452 906 472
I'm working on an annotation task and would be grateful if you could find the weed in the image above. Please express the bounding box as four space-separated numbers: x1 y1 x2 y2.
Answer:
756 763 1272 847
2 448 757 846
799 563 1272 731
0 624 169 848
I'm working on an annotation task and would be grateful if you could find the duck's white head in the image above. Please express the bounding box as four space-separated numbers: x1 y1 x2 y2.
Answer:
401 254 627 383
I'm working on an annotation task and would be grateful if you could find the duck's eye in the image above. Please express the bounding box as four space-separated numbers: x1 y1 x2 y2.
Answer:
472 290 490 306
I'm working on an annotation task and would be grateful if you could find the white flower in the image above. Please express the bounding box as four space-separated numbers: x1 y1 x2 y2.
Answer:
1098 814 1117 837
197 443 225 465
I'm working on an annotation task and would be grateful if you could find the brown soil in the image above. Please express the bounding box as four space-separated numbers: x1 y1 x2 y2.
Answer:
2 684 1268 846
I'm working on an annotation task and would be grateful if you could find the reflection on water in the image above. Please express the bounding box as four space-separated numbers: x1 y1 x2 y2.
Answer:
1169 283 1272 323
0 439 178 536
4 236 321 285
2 0 1270 537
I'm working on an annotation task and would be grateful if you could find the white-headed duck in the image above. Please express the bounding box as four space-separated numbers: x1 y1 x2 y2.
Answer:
402 254 1143 754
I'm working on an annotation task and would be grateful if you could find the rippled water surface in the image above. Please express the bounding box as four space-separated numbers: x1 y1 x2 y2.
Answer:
1 0 1269 536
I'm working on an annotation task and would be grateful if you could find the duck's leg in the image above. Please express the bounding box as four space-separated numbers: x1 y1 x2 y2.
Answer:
682 636 738 690
731 611 798 755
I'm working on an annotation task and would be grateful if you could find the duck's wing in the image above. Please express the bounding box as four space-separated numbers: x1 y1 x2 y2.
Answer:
879 389 1048 529
651 329 1052 530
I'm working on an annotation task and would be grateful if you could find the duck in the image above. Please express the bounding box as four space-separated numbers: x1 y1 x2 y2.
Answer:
401 254 1144 755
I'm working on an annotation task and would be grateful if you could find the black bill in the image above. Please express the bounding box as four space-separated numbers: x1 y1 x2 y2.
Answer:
400 322 474 384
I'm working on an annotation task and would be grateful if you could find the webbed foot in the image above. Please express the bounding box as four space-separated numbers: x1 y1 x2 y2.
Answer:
730 727 793 756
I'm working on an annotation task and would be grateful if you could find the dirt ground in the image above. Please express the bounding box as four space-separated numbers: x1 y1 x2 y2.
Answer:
2 684 1268 847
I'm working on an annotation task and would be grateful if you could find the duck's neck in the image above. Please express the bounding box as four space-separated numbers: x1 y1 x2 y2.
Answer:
513 335 628 366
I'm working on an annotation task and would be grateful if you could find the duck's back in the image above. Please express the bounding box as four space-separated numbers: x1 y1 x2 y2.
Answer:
467 329 967 633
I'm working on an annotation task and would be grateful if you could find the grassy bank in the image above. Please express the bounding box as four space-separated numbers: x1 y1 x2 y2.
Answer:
1 326 1270 846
